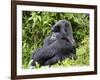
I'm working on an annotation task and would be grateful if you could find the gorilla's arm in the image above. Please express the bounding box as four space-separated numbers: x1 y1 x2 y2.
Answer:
31 39 72 66
43 55 60 66
43 52 69 66
43 47 76 66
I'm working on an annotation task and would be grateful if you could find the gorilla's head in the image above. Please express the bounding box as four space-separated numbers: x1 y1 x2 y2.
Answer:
50 20 73 40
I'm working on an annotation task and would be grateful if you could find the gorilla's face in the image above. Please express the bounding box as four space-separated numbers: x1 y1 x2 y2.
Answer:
50 20 72 40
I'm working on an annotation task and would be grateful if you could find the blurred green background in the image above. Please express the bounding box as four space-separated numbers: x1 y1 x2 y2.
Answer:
22 11 89 69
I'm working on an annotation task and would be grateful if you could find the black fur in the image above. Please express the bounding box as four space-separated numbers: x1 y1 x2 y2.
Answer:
31 20 76 67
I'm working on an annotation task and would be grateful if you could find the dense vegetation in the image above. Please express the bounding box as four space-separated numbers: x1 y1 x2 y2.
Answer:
22 11 89 69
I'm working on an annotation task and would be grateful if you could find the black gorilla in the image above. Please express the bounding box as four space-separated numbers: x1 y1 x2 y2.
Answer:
31 20 76 67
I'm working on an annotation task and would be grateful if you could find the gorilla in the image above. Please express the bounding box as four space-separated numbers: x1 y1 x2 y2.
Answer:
31 20 76 67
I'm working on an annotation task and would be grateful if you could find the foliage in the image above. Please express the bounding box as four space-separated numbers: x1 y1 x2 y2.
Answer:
22 11 89 69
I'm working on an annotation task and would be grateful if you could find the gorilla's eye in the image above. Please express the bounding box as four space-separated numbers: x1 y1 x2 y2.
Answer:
52 25 60 32
55 26 60 32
